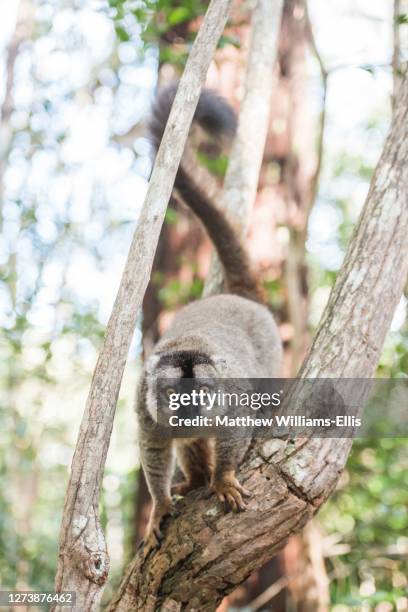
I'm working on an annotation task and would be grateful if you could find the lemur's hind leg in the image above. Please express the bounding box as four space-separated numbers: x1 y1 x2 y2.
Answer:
173 439 214 495
139 431 175 555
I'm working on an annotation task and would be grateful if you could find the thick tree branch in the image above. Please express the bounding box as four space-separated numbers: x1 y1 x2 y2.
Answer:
204 0 284 296
54 1 232 609
108 70 408 612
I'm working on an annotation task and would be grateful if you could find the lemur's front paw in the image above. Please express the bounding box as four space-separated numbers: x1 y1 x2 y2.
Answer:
210 471 251 512
142 497 174 557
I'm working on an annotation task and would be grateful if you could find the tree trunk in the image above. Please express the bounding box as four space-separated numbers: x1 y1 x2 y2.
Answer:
54 2 232 608
278 2 330 608
282 521 329 612
204 0 284 295
107 69 408 611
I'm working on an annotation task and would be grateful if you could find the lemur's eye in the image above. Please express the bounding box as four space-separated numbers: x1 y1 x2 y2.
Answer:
166 387 176 398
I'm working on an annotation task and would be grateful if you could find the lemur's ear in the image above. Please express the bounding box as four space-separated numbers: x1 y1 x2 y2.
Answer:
212 355 228 376
145 354 159 376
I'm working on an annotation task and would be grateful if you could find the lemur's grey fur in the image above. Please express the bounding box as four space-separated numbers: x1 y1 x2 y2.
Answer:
137 84 282 551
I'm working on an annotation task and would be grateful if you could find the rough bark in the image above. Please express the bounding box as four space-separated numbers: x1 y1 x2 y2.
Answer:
54 2 232 609
204 0 284 296
107 71 408 612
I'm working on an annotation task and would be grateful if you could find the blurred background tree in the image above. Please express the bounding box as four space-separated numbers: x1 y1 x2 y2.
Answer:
0 0 406 610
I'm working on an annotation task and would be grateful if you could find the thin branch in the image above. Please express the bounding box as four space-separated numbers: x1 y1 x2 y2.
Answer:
284 0 329 372
54 1 233 609
393 0 401 98
248 575 292 611
392 0 408 107
303 0 328 224
328 62 392 74
204 0 284 296
285 3 329 370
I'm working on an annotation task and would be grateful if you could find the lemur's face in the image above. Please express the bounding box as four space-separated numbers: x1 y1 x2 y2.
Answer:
145 350 226 423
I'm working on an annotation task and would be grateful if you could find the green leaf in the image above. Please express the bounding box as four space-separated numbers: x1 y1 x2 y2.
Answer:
396 13 408 24
115 25 130 42
196 151 229 177
165 207 178 225
159 45 187 68
188 278 203 299
218 34 241 49
360 64 375 75
168 7 190 26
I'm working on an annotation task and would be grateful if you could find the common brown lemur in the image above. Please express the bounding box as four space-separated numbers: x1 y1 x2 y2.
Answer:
137 84 282 551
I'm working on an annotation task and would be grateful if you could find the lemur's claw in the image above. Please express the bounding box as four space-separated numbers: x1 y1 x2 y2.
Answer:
142 528 162 558
210 472 251 513
142 498 174 558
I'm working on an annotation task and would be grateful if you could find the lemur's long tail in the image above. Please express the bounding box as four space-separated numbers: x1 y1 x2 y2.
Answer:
148 83 265 304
